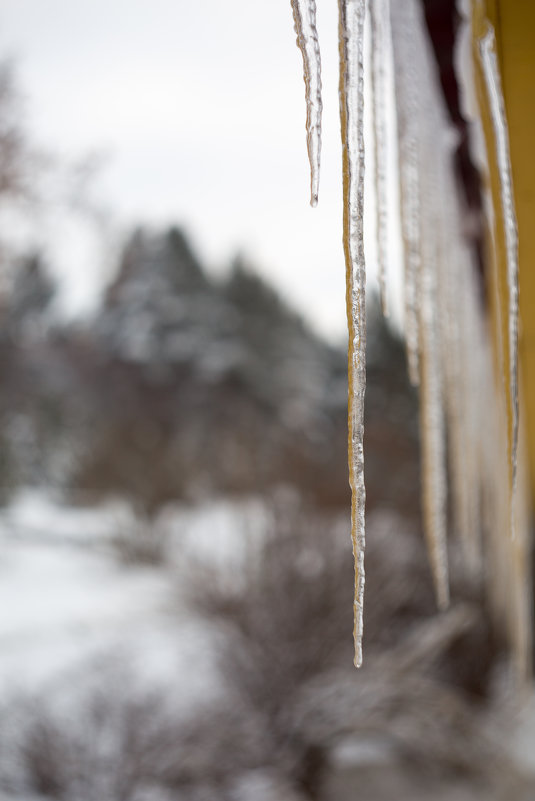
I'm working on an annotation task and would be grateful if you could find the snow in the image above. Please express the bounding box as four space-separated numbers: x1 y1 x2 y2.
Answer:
1 489 535 799
0 490 263 698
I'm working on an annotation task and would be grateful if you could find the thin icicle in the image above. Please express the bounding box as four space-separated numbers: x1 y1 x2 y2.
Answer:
389 1 421 386
291 0 323 206
338 0 367 668
436 134 481 569
390 0 450 607
436 177 465 559
479 28 519 495
420 286 450 607
419 139 449 610
454 260 483 569
370 0 391 317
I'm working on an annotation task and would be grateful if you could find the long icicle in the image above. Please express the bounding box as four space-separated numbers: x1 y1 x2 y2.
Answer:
338 0 367 668
440 152 481 570
479 28 519 498
419 100 449 609
391 0 450 608
370 0 391 317
419 192 450 609
389 0 421 386
291 0 323 206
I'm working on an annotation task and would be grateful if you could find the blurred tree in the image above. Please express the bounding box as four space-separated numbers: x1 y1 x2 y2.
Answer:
3 253 54 342
0 60 48 286
0 61 34 202
0 221 422 516
74 229 351 512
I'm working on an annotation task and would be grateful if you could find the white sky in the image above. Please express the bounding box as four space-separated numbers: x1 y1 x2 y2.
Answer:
0 0 399 340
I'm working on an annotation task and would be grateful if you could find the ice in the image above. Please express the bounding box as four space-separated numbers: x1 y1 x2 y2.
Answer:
338 0 367 668
289 0 525 668
418 196 449 609
389 0 422 387
370 0 391 317
291 0 323 206
390 0 452 609
479 28 519 495
475 23 528 672
437 154 482 571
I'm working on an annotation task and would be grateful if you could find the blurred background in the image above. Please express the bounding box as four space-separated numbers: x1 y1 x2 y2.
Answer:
0 2 534 800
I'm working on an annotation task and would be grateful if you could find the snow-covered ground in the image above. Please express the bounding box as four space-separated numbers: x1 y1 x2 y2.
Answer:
0 489 263 700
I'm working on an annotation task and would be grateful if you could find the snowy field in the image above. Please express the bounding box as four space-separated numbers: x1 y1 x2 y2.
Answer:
0 490 262 699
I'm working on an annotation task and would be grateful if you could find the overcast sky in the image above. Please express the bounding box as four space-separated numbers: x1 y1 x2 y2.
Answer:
0 0 395 341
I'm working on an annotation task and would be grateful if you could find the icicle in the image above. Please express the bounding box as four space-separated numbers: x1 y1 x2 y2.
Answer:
437 199 466 557
291 0 323 206
389 1 421 386
338 0 367 668
369 0 391 317
289 0 529 672
452 258 483 569
419 290 449 608
419 131 449 610
390 0 451 609
436 134 481 570
479 28 519 496
473 18 528 674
